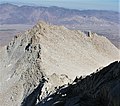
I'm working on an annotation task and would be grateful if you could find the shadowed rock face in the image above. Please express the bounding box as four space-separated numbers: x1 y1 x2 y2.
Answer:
21 78 47 106
33 61 120 106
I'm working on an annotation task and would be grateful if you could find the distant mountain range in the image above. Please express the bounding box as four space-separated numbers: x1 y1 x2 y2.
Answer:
0 3 119 48
0 3 119 24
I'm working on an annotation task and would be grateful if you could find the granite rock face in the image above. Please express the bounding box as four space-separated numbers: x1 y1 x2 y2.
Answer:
0 22 119 106
0 24 46 106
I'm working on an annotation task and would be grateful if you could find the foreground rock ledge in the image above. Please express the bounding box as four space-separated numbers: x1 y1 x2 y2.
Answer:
22 61 120 106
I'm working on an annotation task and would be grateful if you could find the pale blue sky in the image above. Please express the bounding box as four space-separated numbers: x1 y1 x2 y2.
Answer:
0 0 119 11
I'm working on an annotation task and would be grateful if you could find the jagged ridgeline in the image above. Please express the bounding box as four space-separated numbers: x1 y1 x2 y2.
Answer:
32 61 120 106
0 21 119 106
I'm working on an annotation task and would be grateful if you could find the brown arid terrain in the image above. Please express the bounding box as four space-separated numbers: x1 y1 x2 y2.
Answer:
0 3 119 48
0 21 119 106
0 24 32 46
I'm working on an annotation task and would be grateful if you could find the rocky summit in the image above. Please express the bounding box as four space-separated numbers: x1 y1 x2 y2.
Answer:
0 21 119 106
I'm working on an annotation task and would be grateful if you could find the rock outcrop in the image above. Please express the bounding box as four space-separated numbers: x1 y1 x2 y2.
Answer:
35 61 120 106
0 21 119 106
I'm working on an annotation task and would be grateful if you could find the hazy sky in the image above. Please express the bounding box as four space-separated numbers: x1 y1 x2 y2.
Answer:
0 0 119 11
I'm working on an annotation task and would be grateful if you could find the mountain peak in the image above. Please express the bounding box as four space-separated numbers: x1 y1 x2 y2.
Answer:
0 21 119 106
35 21 50 32
0 3 18 7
